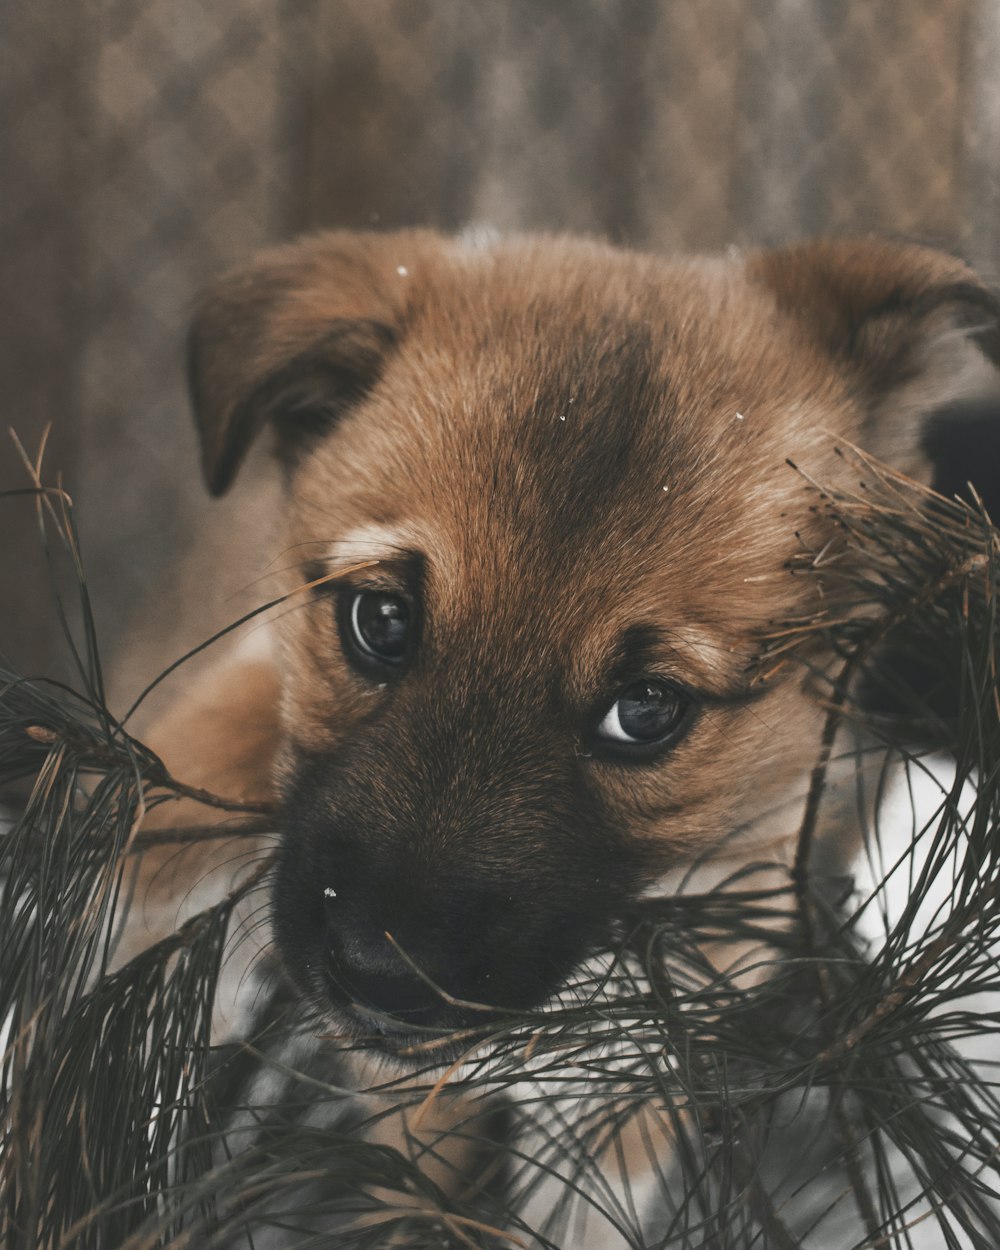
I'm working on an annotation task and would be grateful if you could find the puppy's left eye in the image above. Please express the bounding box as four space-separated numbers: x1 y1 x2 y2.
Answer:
596 679 690 746
346 590 410 665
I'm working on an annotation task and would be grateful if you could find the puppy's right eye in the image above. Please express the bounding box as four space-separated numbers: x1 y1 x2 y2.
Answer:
342 590 411 668
594 679 693 754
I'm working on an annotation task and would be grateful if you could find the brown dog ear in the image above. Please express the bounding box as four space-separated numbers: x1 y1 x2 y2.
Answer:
746 238 1000 472
188 230 438 495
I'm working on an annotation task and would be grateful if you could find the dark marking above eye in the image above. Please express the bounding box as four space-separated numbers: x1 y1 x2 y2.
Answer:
606 624 670 687
304 550 425 597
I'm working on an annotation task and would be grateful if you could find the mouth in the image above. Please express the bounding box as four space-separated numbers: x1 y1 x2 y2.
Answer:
304 932 647 1072
350 1008 487 1063
286 947 506 1063
309 985 506 1068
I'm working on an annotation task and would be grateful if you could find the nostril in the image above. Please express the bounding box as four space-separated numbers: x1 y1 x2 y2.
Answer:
337 962 443 1020
323 915 445 1020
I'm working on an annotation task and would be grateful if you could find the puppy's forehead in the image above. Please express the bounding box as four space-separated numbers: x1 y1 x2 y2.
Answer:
294 244 841 627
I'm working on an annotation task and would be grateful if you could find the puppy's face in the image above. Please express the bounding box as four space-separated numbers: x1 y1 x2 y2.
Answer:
190 232 997 1048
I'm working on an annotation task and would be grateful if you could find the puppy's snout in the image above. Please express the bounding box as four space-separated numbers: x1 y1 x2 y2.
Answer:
276 750 637 1039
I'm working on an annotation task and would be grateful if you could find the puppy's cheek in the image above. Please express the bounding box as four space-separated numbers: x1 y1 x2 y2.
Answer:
276 662 360 758
596 702 830 866
274 598 370 756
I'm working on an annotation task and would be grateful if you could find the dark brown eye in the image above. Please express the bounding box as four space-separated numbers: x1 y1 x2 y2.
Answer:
596 679 690 746
348 591 410 664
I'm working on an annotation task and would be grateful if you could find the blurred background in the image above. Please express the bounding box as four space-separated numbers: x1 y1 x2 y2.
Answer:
3 0 999 705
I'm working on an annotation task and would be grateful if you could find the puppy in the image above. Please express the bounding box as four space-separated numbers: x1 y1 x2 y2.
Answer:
125 230 999 1238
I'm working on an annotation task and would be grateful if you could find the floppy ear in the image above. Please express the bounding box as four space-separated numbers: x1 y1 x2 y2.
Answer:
188 229 440 495
746 238 1000 475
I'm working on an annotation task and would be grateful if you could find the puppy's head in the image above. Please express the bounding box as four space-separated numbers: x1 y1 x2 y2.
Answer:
190 231 999 1049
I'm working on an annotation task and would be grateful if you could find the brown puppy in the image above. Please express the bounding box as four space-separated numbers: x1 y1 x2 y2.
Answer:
128 230 998 1233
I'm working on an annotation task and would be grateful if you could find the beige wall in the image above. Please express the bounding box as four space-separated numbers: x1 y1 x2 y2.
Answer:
2 0 997 707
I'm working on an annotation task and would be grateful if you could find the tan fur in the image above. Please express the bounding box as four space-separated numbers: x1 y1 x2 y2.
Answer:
121 230 998 1242
230 234 984 876
112 649 279 1007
